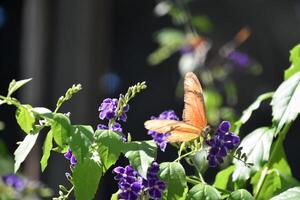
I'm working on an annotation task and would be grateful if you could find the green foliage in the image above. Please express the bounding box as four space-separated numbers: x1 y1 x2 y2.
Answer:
69 125 94 163
187 184 221 200
271 72 300 134
14 133 39 172
232 127 274 182
15 104 35 134
40 130 53 172
285 44 300 80
7 78 32 97
227 189 254 200
49 113 71 147
95 130 123 171
270 187 300 200
159 162 188 200
124 140 157 178
73 158 102 200
213 165 235 190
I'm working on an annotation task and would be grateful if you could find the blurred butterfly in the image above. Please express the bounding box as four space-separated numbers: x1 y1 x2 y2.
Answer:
144 72 209 142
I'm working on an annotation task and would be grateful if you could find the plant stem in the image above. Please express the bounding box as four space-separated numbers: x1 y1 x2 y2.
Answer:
254 166 268 198
174 150 195 162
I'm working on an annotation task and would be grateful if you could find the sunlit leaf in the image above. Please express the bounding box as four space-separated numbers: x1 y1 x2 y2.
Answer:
271 72 300 134
14 133 39 172
227 189 254 200
159 162 188 200
49 113 71 147
187 183 221 200
270 187 300 200
213 165 235 190
232 127 274 181
123 140 157 178
73 158 102 200
7 78 32 97
15 104 35 134
40 130 53 172
95 130 123 172
70 125 94 163
285 44 300 80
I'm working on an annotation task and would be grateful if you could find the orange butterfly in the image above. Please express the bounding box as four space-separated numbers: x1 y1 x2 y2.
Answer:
144 72 208 142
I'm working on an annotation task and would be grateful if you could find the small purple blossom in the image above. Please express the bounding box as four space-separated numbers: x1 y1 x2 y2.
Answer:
97 122 123 133
148 110 179 151
113 162 166 200
2 174 24 191
64 148 77 167
180 45 194 55
206 121 240 167
98 98 129 122
228 51 250 67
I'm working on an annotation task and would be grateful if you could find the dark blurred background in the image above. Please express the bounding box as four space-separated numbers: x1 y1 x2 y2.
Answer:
1 0 300 199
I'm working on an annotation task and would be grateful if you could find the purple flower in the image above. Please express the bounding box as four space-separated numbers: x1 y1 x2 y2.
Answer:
64 148 77 167
180 45 194 55
113 165 137 183
228 51 250 67
98 98 129 122
145 162 166 200
148 110 179 151
97 122 123 133
206 121 240 167
99 98 118 120
2 174 24 191
118 181 143 200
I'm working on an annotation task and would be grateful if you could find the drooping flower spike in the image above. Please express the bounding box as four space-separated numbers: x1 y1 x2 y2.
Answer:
206 121 240 167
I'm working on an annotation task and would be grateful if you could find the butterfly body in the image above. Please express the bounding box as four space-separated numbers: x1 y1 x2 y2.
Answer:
144 72 208 142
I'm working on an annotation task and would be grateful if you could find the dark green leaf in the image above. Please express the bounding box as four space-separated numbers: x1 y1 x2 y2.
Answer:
159 162 188 200
95 130 123 171
73 158 102 200
227 189 254 200
187 183 221 200
69 125 94 163
285 44 300 80
15 104 35 134
271 72 300 134
123 140 157 178
7 78 32 97
50 113 71 147
232 127 274 181
14 133 39 172
235 92 273 133
40 130 53 172
213 165 235 190
270 187 300 200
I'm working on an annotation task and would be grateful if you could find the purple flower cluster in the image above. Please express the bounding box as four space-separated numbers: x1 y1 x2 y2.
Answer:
227 51 250 68
64 148 77 167
2 174 24 191
97 98 129 141
148 110 179 151
206 121 240 167
98 98 129 122
113 162 166 200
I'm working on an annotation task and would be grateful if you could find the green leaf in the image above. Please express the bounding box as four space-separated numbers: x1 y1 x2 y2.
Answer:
123 140 157 178
252 169 299 200
15 104 35 134
69 125 94 163
111 191 119 200
7 78 32 97
14 133 39 172
270 187 300 200
227 189 254 200
49 113 71 147
271 72 300 134
159 162 188 200
213 165 235 190
40 130 53 172
232 127 274 182
285 44 300 80
269 142 292 176
95 130 123 171
187 183 221 200
73 158 102 200
235 92 273 133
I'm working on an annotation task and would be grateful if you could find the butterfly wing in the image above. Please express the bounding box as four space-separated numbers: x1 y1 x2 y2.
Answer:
144 119 200 142
182 72 207 130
